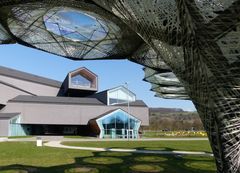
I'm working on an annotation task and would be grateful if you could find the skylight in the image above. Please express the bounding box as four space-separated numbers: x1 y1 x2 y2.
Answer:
44 7 108 42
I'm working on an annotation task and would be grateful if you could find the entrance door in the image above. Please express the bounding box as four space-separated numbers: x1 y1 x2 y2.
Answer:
129 129 134 139
127 129 134 139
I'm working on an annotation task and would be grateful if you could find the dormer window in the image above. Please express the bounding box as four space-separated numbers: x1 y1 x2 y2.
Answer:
69 68 97 90
71 74 92 88
60 67 98 97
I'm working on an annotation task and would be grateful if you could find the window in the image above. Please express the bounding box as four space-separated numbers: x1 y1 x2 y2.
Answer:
71 74 91 88
109 98 129 105
108 87 136 105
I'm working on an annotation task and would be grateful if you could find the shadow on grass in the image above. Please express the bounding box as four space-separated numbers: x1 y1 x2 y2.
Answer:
62 141 212 153
131 144 210 153
0 148 216 173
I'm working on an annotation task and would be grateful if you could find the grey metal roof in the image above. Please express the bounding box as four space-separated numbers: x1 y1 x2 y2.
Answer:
8 95 147 107
0 112 20 119
9 95 105 105
0 66 62 88
68 67 98 78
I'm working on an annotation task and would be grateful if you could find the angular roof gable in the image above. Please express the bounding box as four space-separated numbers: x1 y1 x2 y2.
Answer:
93 85 136 98
108 85 136 97
0 66 62 88
69 67 98 77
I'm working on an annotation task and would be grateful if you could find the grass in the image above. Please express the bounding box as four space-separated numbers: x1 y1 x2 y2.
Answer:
62 140 212 153
0 141 216 173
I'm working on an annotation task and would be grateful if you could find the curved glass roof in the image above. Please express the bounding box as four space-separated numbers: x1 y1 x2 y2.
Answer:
44 8 109 42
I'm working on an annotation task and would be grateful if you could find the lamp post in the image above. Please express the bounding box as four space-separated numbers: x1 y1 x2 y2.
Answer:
125 82 130 140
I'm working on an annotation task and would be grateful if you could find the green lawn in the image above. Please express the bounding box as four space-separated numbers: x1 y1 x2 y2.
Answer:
62 140 212 153
0 141 216 173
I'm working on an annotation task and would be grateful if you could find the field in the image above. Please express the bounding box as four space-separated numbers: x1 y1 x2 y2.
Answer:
0 140 216 173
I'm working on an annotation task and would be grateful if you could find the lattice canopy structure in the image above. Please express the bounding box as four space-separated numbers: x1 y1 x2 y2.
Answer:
0 1 143 60
143 67 189 100
0 1 240 173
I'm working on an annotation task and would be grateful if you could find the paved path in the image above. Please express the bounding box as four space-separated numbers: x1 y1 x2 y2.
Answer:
0 137 7 142
44 141 213 157
7 136 63 142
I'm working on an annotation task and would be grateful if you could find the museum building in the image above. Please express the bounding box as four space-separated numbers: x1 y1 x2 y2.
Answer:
0 66 149 138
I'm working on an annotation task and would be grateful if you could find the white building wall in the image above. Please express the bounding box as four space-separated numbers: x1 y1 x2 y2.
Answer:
0 119 9 136
2 102 149 126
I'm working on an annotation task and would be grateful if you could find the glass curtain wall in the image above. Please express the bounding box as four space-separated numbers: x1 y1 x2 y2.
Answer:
108 87 136 105
9 116 30 136
96 109 141 139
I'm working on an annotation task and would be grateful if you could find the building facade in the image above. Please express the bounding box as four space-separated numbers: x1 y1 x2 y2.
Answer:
0 66 149 138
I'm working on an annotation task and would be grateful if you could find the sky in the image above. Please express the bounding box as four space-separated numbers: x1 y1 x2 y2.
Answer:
0 44 196 111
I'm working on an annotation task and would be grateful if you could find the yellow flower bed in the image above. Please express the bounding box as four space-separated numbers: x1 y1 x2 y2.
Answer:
163 131 207 137
144 131 208 137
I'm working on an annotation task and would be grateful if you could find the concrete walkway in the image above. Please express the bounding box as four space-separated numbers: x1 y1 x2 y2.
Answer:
0 137 7 142
44 141 213 157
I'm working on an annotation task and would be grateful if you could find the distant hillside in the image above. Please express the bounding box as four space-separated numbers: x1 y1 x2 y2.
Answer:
146 107 203 131
149 108 184 114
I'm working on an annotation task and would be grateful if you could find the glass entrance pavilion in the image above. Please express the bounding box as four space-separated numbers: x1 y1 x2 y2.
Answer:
89 109 141 139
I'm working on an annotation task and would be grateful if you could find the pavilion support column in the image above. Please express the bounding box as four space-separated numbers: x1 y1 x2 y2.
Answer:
213 98 240 173
194 102 223 173
175 0 240 171
193 91 240 173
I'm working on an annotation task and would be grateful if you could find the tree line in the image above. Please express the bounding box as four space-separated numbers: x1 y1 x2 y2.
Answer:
145 108 204 131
